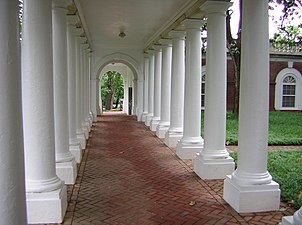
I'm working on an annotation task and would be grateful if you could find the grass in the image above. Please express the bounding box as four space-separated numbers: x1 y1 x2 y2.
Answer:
220 111 302 145
230 151 302 209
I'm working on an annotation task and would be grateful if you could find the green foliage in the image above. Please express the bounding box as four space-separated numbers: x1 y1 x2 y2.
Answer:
268 111 302 145
230 151 302 209
101 71 124 110
223 111 302 145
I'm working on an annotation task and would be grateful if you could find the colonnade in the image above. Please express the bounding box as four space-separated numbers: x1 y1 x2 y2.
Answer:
141 0 282 215
0 0 93 223
1 0 300 224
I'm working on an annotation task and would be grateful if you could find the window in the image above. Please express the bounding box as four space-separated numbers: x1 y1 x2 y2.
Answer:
201 71 206 109
282 76 296 108
275 67 302 110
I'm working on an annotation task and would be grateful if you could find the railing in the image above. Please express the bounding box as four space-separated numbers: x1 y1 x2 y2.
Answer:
270 42 302 55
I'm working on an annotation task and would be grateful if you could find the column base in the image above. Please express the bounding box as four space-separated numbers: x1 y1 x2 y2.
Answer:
141 112 148 122
176 137 204 159
223 175 280 213
156 123 169 138
281 216 295 225
76 132 86 149
164 130 183 148
150 117 160 131
69 142 82 163
26 185 67 224
56 160 77 185
145 114 153 127
194 154 235 179
82 125 89 139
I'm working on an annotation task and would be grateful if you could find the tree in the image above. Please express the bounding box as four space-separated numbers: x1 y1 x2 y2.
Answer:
101 71 124 110
225 0 302 113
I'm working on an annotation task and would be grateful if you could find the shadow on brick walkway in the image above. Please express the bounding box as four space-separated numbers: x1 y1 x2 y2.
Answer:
48 113 298 225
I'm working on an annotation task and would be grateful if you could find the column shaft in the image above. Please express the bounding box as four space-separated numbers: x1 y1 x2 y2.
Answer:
176 19 205 159
0 1 27 224
165 31 185 147
141 56 149 122
90 78 98 122
150 48 162 131
223 0 280 213
52 3 77 184
76 37 86 149
156 41 172 138
67 18 82 162
22 0 67 222
194 1 234 180
145 53 155 126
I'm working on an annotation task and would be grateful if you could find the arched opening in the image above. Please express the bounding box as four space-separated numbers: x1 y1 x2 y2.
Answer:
99 62 136 115
101 71 124 111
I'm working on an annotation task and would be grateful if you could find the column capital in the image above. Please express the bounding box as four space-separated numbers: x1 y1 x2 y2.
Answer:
159 39 172 47
200 1 233 16
152 45 162 51
181 19 206 30
146 49 156 55
168 30 186 40
67 15 80 25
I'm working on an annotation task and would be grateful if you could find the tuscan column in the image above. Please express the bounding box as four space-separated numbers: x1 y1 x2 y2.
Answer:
176 19 205 159
281 206 302 225
90 77 98 122
165 31 186 148
67 15 82 163
0 1 27 224
141 55 149 122
145 52 155 126
223 0 280 213
52 0 77 184
156 39 172 138
194 1 234 180
84 49 92 129
81 44 89 138
76 36 86 149
150 46 162 131
136 78 144 121
22 0 67 223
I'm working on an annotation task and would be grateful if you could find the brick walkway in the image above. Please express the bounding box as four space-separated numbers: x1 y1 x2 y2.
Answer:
47 113 300 225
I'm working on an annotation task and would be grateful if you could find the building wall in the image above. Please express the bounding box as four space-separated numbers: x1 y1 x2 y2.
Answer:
203 56 302 112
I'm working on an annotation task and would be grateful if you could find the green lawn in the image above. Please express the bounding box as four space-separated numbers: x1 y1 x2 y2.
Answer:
220 111 302 145
230 151 302 209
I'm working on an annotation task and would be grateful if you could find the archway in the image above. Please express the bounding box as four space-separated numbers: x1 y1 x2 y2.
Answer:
99 63 135 115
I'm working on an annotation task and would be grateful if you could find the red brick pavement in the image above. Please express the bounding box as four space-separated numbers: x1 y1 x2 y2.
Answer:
39 113 299 225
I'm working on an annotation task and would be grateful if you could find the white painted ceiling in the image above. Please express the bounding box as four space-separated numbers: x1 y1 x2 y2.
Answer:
78 0 197 53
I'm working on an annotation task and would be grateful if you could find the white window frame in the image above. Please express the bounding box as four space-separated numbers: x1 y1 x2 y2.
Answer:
275 68 302 110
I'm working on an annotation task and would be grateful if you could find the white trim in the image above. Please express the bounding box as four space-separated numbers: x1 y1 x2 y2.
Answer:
275 68 302 110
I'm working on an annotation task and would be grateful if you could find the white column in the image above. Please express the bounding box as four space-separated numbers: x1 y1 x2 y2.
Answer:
141 55 149 122
83 49 91 130
22 0 67 223
145 52 155 126
281 207 302 225
223 0 280 213
156 39 172 138
67 16 82 163
194 1 234 180
76 37 86 149
52 1 77 184
165 31 186 148
176 19 205 159
90 78 98 122
136 78 144 121
0 1 27 224
81 44 89 138
150 47 162 131
88 52 95 124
